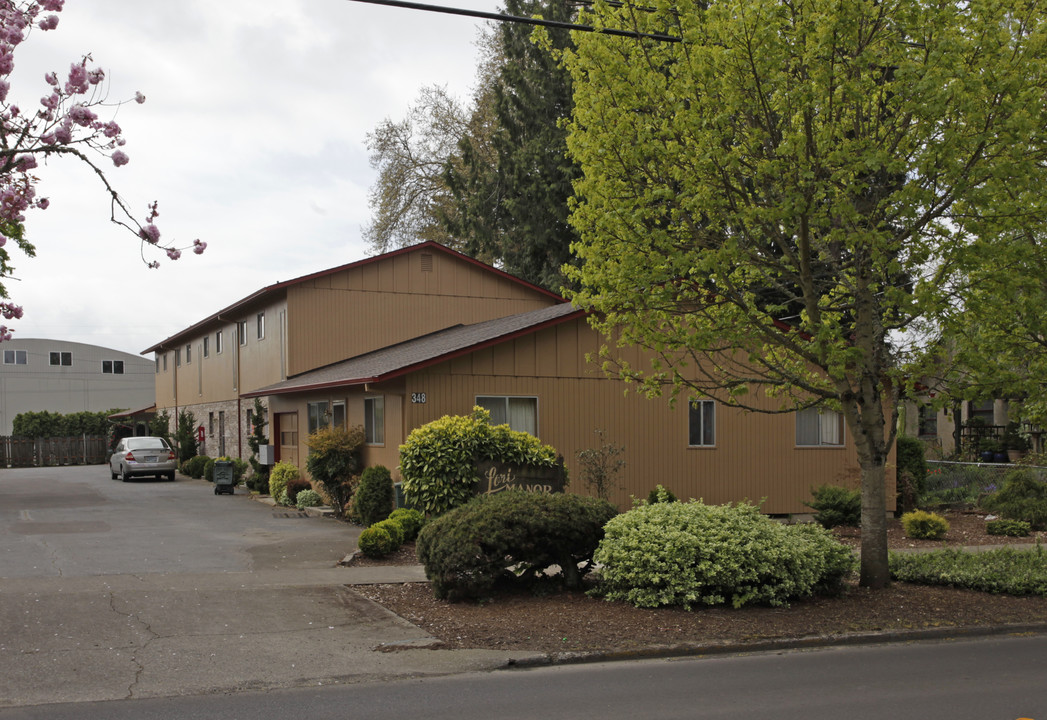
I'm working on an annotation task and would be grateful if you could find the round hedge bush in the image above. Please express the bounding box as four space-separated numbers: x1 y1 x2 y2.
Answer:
295 489 323 509
388 508 425 542
593 500 856 609
268 461 300 504
358 525 398 558
416 490 618 601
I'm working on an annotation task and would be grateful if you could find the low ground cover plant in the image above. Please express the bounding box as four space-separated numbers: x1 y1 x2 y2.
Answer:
986 518 1031 537
295 489 323 509
592 500 856 609
416 490 618 601
890 547 1047 596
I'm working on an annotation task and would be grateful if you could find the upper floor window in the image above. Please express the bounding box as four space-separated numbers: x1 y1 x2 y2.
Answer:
365 396 385 444
688 399 716 447
101 360 124 374
49 351 72 366
185 343 192 364
203 336 209 358
257 312 265 340
796 408 844 447
3 349 27 365
476 396 537 436
175 348 181 367
162 353 168 371
237 321 248 346
215 330 224 354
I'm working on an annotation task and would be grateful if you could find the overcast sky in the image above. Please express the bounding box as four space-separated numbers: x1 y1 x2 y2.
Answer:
6 0 501 356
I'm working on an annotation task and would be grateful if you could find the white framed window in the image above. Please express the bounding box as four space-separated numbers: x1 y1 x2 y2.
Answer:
237 321 248 346
688 399 716 447
203 336 209 358
101 360 124 374
175 349 181 367
476 396 537 436
3 349 27 364
162 353 168 371
49 351 72 366
215 330 224 354
257 312 265 340
331 400 346 429
364 396 385 444
796 408 845 447
185 343 192 364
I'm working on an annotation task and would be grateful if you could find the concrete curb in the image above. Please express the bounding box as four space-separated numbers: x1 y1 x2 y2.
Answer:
501 622 1047 669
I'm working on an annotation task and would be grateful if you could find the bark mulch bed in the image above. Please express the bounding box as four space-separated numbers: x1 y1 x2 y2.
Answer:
348 510 1047 655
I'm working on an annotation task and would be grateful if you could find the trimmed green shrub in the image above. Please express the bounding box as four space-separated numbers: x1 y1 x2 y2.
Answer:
388 508 425 542
399 407 559 517
986 518 1031 537
295 489 323 509
204 456 247 484
416 490 618 601
373 518 405 547
356 465 394 526
981 470 1047 530
269 461 300 504
285 476 311 505
900 510 950 540
305 425 365 516
805 484 861 528
592 500 856 609
646 485 678 504
203 457 216 483
359 524 398 558
183 455 210 479
890 547 1047 596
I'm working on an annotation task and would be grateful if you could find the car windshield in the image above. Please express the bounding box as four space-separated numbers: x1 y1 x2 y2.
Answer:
126 438 169 451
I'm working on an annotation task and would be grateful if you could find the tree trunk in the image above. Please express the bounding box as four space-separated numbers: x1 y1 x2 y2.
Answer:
859 460 890 588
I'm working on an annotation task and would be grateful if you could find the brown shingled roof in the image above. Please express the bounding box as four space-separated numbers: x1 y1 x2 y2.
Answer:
242 303 584 398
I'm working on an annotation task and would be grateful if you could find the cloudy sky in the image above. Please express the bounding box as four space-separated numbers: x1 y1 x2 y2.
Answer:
6 0 501 356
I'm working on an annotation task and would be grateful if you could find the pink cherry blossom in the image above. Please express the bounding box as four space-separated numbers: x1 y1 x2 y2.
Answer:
166 247 181 260
111 150 129 167
38 14 58 30
139 223 160 244
192 239 207 255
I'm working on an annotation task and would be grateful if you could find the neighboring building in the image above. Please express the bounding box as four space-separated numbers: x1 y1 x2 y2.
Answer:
0 339 156 436
146 242 891 515
902 396 1042 458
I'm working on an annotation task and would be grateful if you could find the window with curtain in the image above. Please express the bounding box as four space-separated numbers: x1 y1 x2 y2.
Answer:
688 400 716 446
364 396 385 444
796 408 844 446
476 396 538 436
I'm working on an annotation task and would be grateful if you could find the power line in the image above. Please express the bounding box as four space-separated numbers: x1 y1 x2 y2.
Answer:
342 0 682 42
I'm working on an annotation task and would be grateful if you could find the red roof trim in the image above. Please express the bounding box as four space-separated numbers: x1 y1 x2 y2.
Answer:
142 242 563 354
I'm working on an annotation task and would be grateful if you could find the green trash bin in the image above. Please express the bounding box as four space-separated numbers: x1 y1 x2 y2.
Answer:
213 460 235 495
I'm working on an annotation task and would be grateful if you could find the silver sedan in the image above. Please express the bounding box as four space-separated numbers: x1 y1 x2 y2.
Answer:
109 436 178 482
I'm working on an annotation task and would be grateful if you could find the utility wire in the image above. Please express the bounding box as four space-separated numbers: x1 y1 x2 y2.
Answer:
342 0 681 42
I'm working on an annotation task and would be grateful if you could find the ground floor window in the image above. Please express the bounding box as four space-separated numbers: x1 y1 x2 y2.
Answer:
364 396 385 444
796 408 844 446
917 405 938 437
688 399 716 447
476 396 537 436
307 401 328 435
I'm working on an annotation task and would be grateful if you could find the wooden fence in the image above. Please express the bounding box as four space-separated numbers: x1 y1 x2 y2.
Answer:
0 435 108 467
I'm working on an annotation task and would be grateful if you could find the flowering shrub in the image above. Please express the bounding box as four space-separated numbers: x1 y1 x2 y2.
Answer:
0 0 205 341
592 500 856 609
399 407 559 516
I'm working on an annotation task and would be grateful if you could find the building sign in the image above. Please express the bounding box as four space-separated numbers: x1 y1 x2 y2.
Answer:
474 457 567 495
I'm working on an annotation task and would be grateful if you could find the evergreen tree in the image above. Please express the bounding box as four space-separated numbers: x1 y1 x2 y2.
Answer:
247 398 271 492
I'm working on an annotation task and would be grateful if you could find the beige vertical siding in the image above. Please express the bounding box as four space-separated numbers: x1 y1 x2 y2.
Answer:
399 317 893 515
285 247 559 376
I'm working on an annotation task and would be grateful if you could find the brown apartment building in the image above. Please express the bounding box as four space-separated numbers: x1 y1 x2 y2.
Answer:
144 242 889 515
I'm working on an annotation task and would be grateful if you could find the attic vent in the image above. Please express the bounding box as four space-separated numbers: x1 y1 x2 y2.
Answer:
420 253 433 272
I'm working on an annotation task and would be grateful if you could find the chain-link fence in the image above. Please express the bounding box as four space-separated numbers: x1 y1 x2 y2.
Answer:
925 460 1047 506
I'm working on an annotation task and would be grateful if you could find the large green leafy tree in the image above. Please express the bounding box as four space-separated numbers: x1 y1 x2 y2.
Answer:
564 0 1047 588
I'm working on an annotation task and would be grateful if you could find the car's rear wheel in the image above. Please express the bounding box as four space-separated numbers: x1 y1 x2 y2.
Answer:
165 472 175 482
121 466 130 483
110 466 117 480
